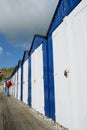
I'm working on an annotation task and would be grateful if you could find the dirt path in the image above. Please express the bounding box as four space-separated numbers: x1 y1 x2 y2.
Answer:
0 92 63 130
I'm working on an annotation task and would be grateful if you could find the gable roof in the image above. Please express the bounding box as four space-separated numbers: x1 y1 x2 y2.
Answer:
18 60 22 68
47 0 81 35
29 34 47 54
22 50 29 64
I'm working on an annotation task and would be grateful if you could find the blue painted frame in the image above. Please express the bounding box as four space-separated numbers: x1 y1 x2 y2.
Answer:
28 56 31 106
48 0 81 35
30 35 55 120
30 35 51 117
47 35 55 120
30 35 46 55
42 39 50 117
20 64 23 101
46 0 82 121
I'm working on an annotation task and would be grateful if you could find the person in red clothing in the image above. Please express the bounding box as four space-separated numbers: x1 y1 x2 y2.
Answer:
5 80 12 96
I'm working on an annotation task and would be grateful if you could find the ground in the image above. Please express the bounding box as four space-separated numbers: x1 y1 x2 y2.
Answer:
0 92 67 130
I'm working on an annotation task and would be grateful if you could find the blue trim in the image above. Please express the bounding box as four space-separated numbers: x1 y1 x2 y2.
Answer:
47 35 55 120
20 65 23 101
49 0 81 35
30 35 50 115
28 56 31 106
30 36 45 55
23 53 29 63
18 60 22 69
42 40 50 117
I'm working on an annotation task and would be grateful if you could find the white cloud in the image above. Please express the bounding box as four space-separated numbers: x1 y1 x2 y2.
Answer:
0 0 58 48
0 47 3 54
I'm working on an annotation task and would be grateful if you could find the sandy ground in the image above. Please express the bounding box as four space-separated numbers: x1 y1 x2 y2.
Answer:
0 92 67 130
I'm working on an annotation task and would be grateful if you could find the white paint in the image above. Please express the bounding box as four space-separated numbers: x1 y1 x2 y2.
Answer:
10 76 14 96
9 78 13 95
23 59 28 104
52 1 87 130
18 67 21 100
12 75 16 97
67 1 87 130
4 82 5 88
13 72 18 98
31 44 44 114
52 19 74 130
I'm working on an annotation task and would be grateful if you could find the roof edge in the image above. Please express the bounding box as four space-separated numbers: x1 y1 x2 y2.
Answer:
29 34 47 55
46 0 60 36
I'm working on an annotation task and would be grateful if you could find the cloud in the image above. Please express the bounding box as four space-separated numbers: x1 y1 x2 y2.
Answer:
0 0 58 48
0 47 3 54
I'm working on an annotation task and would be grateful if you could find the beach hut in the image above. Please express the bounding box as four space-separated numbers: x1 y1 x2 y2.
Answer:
47 0 87 130
12 66 18 98
17 60 22 100
30 35 49 115
4 1 87 129
22 51 29 104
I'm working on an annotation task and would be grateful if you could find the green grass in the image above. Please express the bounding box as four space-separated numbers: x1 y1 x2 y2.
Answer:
5 67 15 78
0 67 15 81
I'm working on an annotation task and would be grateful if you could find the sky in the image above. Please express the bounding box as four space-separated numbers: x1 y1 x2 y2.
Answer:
0 0 58 68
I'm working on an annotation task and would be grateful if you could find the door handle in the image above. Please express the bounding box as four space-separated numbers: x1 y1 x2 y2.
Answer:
64 69 69 78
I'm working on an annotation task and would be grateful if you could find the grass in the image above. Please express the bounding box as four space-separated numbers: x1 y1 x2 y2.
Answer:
0 67 15 81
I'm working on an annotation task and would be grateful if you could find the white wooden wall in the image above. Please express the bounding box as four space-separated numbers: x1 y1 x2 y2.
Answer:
52 17 74 130
31 44 44 114
14 72 17 98
23 59 28 104
52 1 87 130
67 1 87 130
18 68 21 100
9 78 13 95
10 76 13 96
12 75 16 97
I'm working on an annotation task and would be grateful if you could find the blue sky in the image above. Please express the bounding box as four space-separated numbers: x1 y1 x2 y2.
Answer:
0 0 58 68
0 33 25 68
